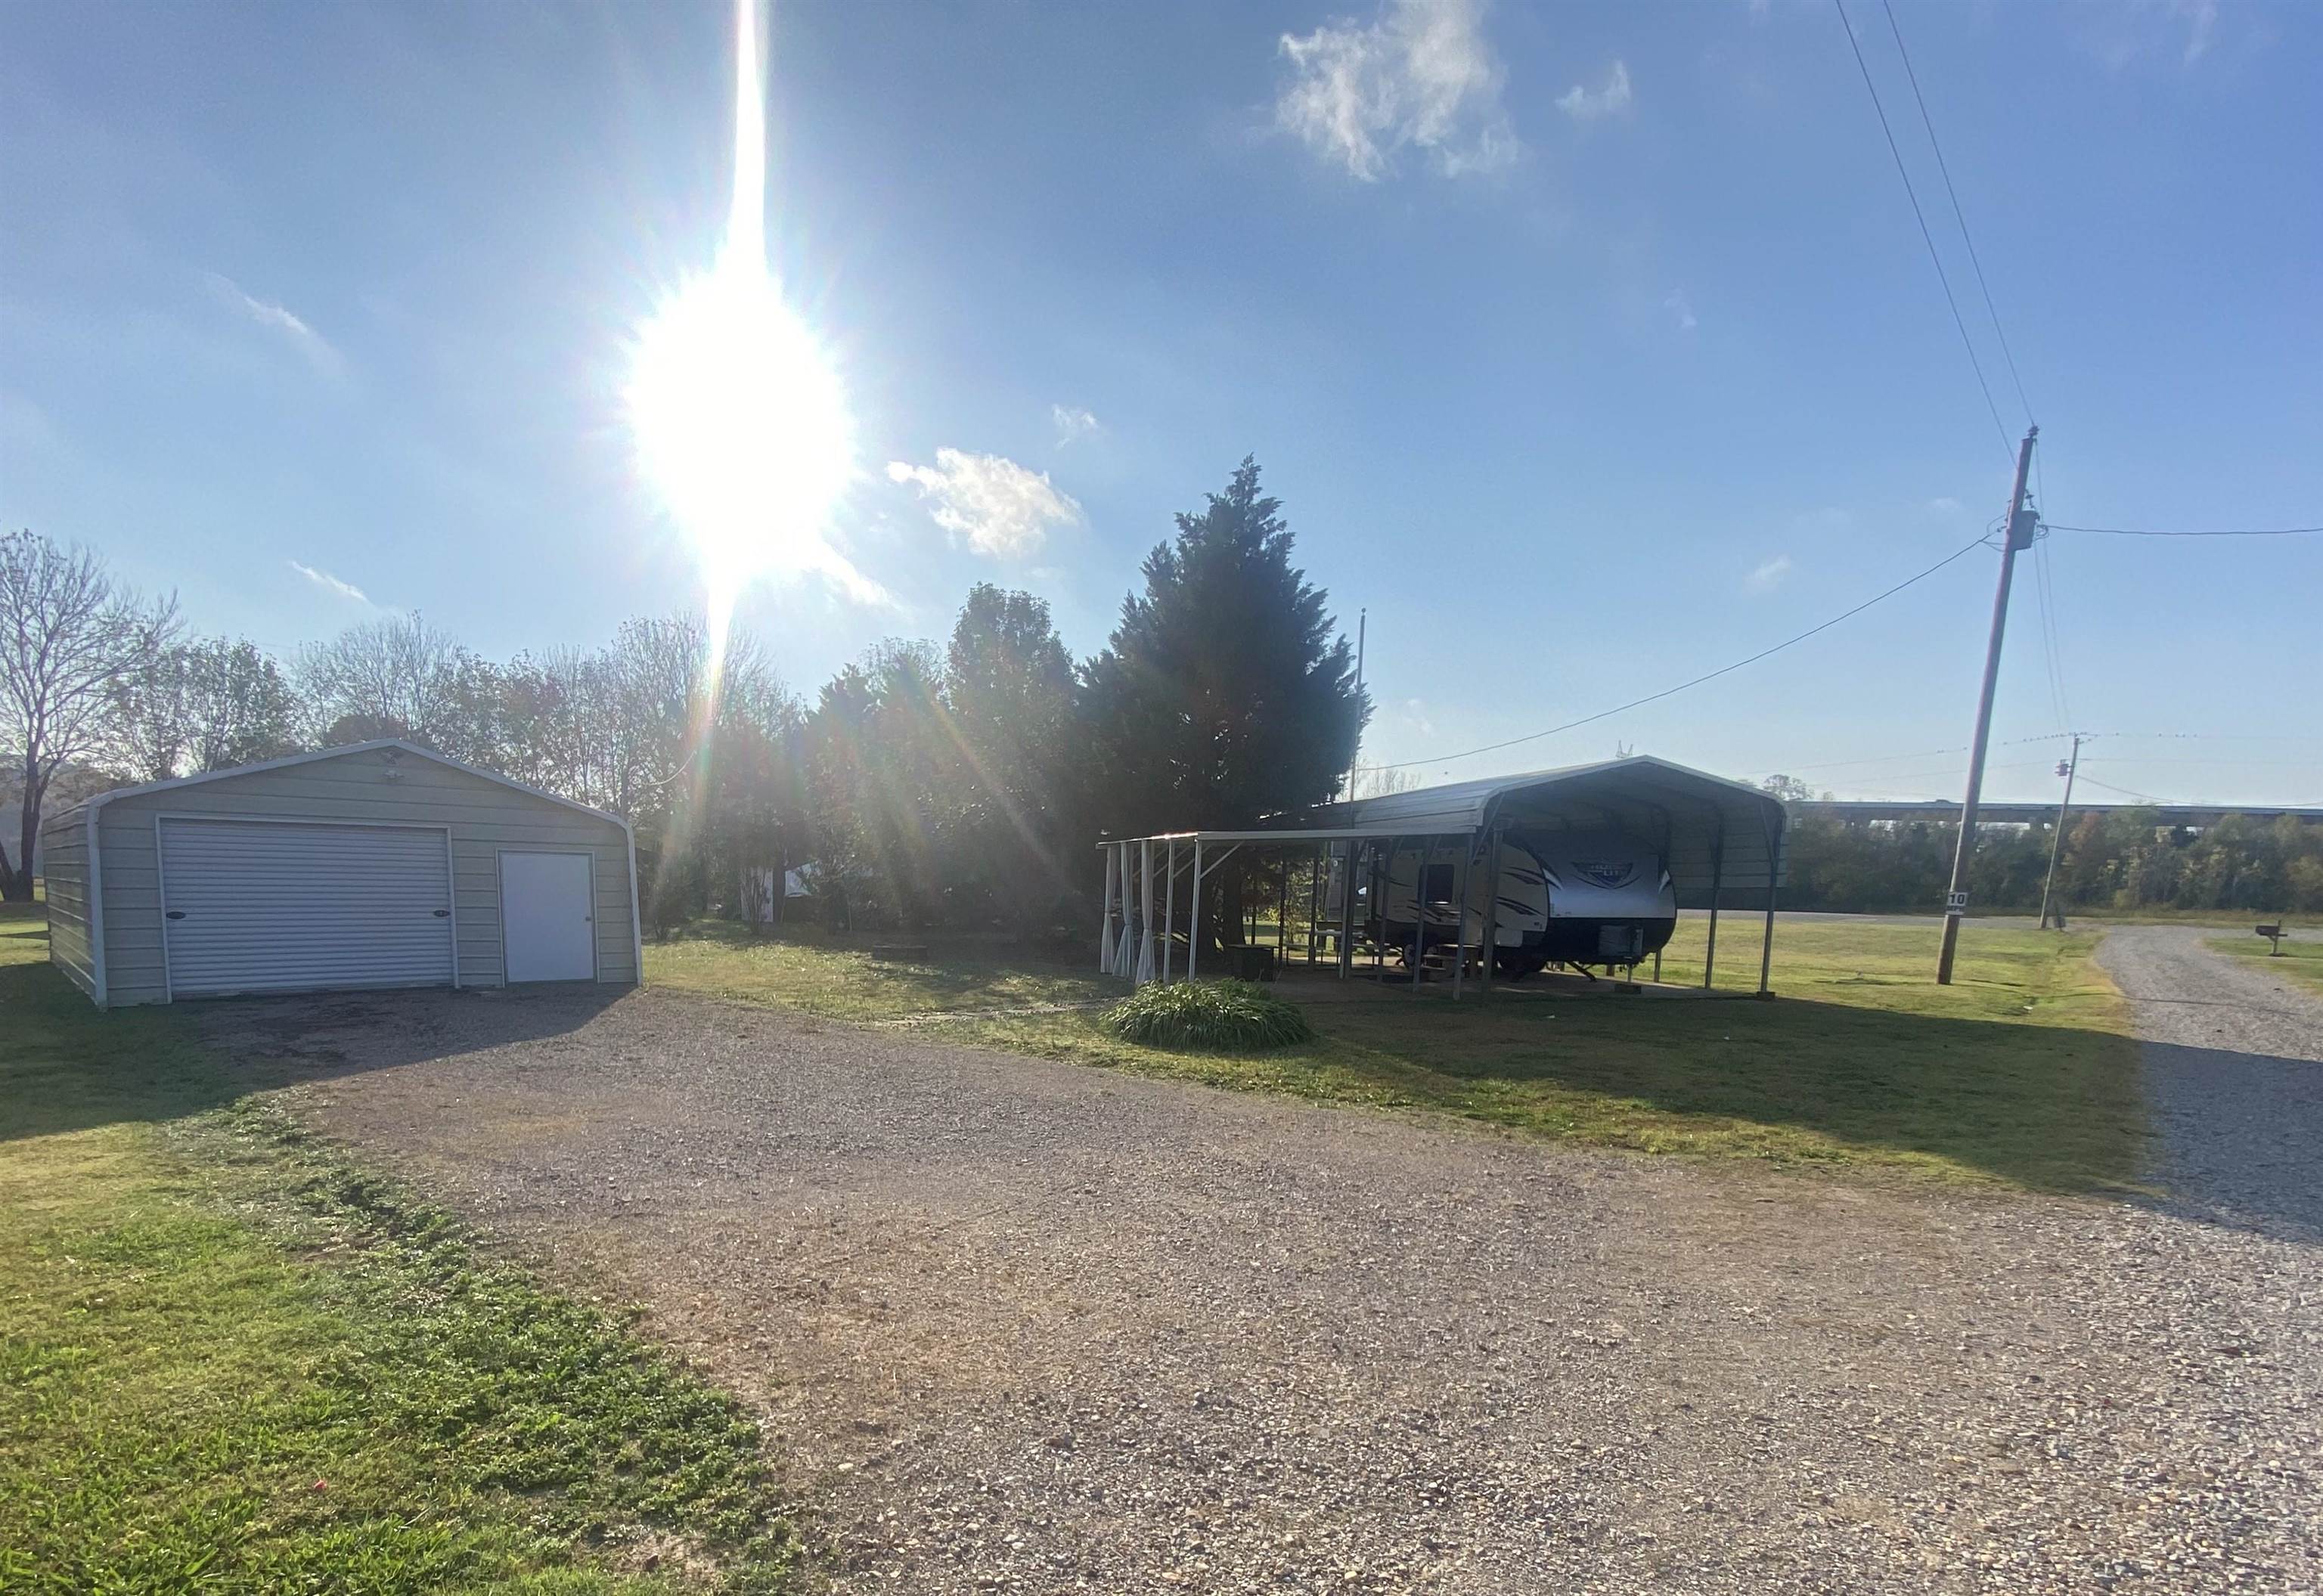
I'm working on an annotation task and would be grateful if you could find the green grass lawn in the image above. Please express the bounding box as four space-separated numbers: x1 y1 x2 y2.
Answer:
0 914 805 1595
2206 930 2323 998
647 916 2144 1193
648 919 1116 1021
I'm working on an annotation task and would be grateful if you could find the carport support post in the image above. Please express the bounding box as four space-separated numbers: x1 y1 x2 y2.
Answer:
1308 848 1323 965
1410 838 1425 993
1140 839 1155 985
1450 832 1474 1000
1757 823 1782 997
1478 826 1498 993
1163 841 1177 984
1189 841 1203 982
1099 844 1116 972
1337 841 1357 980
1704 834 1725 990
1118 842 1135 977
1276 862 1289 964
1375 841 1391 978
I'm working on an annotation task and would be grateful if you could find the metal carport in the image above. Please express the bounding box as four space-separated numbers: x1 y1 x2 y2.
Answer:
1098 755 1788 999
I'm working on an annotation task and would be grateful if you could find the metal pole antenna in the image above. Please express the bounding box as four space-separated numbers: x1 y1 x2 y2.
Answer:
2036 734 2081 931
1937 425 2038 984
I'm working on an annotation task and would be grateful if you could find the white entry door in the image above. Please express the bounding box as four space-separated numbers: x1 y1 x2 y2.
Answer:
500 851 597 982
160 818 454 998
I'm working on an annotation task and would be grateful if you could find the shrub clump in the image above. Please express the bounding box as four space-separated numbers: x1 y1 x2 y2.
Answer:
1097 979 1315 1052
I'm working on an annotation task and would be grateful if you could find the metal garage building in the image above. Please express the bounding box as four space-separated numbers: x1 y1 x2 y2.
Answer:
39 739 640 1008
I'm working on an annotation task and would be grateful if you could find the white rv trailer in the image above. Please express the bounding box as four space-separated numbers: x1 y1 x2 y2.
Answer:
1327 830 1678 978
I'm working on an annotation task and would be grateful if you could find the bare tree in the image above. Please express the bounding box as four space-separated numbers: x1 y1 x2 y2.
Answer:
296 612 502 764
0 530 178 898
1348 763 1424 799
110 637 301 780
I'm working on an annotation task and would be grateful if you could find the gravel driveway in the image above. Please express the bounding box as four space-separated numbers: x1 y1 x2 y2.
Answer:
234 934 2321 1594
2098 925 2323 1241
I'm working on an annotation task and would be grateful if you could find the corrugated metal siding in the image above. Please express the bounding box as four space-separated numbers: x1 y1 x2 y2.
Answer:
95 745 635 1006
160 819 454 996
39 803 96 999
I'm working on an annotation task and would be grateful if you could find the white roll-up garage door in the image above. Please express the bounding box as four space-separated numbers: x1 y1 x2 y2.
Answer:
160 818 455 998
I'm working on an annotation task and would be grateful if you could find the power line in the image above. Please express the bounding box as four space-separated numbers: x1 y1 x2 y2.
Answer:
1832 0 2014 461
1880 0 2034 426
1773 730 2317 778
2042 522 2323 538
1779 732 2083 773
2031 527 2071 730
1782 744 1970 771
1826 760 2055 788
2086 731 2323 743
1376 533 1993 773
2088 758 2323 769
2077 775 2163 804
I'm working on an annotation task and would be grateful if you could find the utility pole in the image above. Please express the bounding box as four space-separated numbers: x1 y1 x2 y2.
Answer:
1937 425 2039 984
2037 734 2082 931
1342 607 1366 801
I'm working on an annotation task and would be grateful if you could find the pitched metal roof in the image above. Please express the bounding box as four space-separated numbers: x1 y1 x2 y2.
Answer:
63 739 632 833
1108 756 1786 895
1289 755 1788 894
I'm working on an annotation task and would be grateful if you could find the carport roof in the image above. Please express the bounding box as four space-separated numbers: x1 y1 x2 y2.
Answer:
1119 756 1787 895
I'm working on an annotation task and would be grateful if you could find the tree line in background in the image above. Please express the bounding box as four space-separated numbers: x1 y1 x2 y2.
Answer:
1763 779 2323 916
8 470 2315 925
1 460 1368 939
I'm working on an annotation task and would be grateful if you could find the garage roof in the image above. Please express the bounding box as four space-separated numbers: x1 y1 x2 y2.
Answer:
64 739 631 833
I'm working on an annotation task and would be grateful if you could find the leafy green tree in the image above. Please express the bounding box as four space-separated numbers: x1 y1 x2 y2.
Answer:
804 640 954 930
944 584 1077 925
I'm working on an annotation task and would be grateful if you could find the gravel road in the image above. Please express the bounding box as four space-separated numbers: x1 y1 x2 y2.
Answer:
235 935 2321 1594
2098 925 2323 1241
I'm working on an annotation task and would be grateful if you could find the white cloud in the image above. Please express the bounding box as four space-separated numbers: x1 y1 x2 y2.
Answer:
1275 0 1519 181
290 560 372 604
1556 59 1633 121
1745 554 1792 593
885 449 1083 559
2084 0 2238 71
1663 289 1698 331
1052 404 1101 445
208 274 343 377
1925 495 1964 516
2175 0 2219 62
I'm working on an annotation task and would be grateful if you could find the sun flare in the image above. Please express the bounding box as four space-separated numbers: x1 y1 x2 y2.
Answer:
627 256 852 609
625 0 856 640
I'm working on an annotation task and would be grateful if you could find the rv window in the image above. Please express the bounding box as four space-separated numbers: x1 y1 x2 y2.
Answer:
1423 863 1455 903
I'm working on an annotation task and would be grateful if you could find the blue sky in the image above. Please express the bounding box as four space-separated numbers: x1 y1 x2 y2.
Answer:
3 0 2317 804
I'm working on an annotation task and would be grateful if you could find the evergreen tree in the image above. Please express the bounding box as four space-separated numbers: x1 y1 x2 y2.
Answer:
1080 458 1366 941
